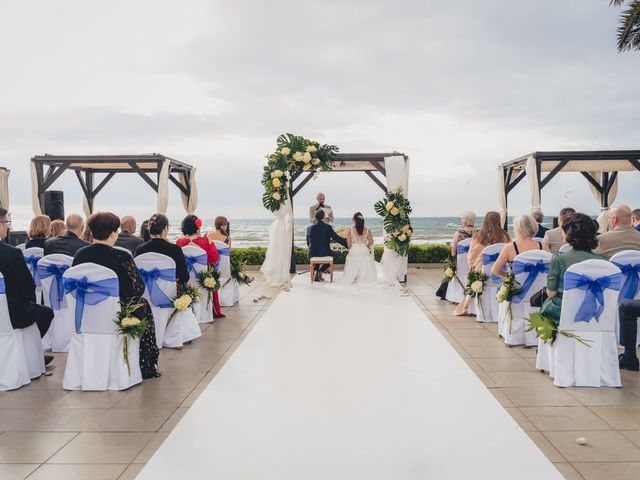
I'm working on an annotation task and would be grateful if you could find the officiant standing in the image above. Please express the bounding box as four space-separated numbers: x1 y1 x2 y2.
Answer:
309 192 335 224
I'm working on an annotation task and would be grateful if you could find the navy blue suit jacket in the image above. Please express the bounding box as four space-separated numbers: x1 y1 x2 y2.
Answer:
306 222 347 258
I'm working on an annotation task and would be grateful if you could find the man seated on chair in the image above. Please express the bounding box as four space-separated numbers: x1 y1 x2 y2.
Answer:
595 205 640 260
115 215 144 253
307 209 347 282
44 213 89 256
0 208 54 365
619 299 640 371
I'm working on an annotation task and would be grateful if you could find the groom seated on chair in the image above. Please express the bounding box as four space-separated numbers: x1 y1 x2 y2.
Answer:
307 209 347 282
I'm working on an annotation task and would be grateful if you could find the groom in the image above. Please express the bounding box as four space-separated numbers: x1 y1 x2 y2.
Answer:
307 209 347 282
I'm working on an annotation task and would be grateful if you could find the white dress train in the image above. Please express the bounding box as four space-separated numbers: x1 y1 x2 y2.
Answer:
342 228 378 285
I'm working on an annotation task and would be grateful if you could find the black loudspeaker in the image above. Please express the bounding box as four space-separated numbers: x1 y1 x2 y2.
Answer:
42 191 64 221
6 230 28 246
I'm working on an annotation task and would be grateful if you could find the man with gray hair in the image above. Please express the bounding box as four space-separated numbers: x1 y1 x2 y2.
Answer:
115 215 144 253
595 204 640 260
44 213 89 256
543 207 575 254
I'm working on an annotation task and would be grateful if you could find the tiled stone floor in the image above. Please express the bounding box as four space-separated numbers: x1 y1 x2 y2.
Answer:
2 268 640 479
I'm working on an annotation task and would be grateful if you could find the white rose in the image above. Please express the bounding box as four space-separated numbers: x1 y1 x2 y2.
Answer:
471 280 484 294
398 233 407 242
445 267 454 278
121 316 140 327
292 151 304 162
390 207 399 216
271 169 284 178
272 191 281 201
496 286 508 302
302 152 312 163
284 171 291 179
385 201 394 212
272 178 282 188
204 277 216 289
306 145 317 153
303 164 311 171
280 147 291 156
312 158 320 165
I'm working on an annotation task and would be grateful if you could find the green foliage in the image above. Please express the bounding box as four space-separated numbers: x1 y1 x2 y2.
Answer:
610 0 640 52
374 188 413 256
526 312 592 348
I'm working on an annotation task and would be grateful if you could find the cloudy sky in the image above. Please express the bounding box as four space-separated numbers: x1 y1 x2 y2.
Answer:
1 0 639 223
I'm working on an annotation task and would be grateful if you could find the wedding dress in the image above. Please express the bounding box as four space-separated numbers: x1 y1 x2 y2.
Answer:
342 227 378 285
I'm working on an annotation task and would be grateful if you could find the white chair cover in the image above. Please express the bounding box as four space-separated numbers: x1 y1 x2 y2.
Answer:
214 240 240 307
16 243 25 251
476 243 505 323
0 273 44 390
135 253 200 348
500 250 552 346
533 237 544 243
23 247 44 302
38 254 74 352
553 260 623 387
182 245 212 324
558 244 573 253
62 263 142 391
445 238 471 304
114 246 133 256
610 250 640 346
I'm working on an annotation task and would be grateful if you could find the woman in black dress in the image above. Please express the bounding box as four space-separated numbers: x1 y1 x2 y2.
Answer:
73 212 160 378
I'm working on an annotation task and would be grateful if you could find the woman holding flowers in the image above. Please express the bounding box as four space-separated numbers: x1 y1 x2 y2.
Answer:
176 215 225 318
454 211 511 315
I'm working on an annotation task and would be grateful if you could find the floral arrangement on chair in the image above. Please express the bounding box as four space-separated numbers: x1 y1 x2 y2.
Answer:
198 266 221 308
261 133 339 212
526 312 591 347
168 284 200 324
374 188 413 256
229 256 248 284
464 269 489 318
496 270 521 334
441 256 459 286
114 300 149 376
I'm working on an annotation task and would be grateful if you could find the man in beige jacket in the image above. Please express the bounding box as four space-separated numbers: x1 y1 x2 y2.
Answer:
542 207 575 254
595 205 640 260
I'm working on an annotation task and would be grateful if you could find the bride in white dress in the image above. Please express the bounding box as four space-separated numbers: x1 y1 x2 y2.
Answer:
342 213 378 285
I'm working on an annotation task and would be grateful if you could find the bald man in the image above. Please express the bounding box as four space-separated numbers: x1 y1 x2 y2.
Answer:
115 215 144 253
309 193 334 224
44 213 89 256
595 205 640 260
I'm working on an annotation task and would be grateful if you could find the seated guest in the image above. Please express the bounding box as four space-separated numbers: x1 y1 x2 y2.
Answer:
454 211 511 315
176 215 224 318
0 209 54 365
492 214 550 279
44 214 89 256
74 212 159 378
619 299 640 371
532 210 548 239
135 213 190 285
436 211 477 300
207 216 254 285
140 219 151 242
80 224 93 243
542 213 601 326
50 219 67 238
595 205 640 260
543 207 575 254
632 208 640 232
25 215 51 249
115 215 144 253
306 209 348 282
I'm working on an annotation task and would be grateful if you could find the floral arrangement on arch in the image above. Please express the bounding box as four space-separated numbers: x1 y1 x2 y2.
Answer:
261 133 339 212
374 188 413 257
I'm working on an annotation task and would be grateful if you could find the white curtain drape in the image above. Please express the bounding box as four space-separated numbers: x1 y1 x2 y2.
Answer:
525 156 541 214
179 170 198 214
157 160 170 214
381 155 410 282
497 166 507 227
30 162 43 215
82 196 91 217
260 197 293 287
586 172 618 233
0 168 9 211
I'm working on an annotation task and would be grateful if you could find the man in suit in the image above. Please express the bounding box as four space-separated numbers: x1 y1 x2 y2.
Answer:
619 299 640 371
43 213 89 256
632 208 640 232
595 204 640 260
532 210 548 239
115 215 144 253
307 209 347 281
309 192 335 224
0 208 54 365
542 207 575 254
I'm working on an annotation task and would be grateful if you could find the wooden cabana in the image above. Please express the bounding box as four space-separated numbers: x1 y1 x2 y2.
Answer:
30 154 198 215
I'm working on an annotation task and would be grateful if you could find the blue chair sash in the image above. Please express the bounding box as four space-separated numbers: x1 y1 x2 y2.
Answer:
482 252 499 266
564 271 623 323
138 267 176 308
511 259 550 303
0 277 5 295
217 247 230 256
37 263 70 310
456 244 470 256
612 262 640 301
24 255 42 287
184 253 208 274
63 276 119 333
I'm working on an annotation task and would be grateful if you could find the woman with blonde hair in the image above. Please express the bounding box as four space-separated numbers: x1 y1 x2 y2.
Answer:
454 212 511 315
491 214 550 279
49 219 67 238
25 215 51 248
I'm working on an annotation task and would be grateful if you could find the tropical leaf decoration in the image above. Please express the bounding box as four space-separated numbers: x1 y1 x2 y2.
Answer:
374 188 413 256
610 0 640 52
261 133 339 212
526 312 592 348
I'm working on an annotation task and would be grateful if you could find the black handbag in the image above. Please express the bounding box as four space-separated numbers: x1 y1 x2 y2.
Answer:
530 288 548 308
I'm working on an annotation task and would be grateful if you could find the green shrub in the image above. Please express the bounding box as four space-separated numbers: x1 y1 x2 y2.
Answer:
231 244 449 265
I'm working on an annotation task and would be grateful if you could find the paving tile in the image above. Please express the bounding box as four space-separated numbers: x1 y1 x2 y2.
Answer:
48 432 154 463
48 390 127 409
573 462 640 479
520 407 612 431
84 408 174 432
0 390 66 409
475 357 538 372
544 431 640 462
463 347 521 359
488 388 515 407
0 432 77 463
113 388 192 409
0 409 39 431
621 430 640 448
119 463 145 480
552 462 583 480
502 386 581 407
567 387 640 407
0 464 39 480
504 407 537 431
11 408 107 432
132 432 170 463
27 464 126 480
159 407 189 432
526 431 565 462
488 371 556 387
590 407 640 430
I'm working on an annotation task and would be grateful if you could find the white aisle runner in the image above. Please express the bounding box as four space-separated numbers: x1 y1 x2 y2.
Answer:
138 274 562 479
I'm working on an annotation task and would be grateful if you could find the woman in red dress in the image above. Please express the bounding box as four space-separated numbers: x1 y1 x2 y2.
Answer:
175 215 225 318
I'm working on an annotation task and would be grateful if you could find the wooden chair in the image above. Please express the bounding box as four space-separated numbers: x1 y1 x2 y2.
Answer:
309 257 334 283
